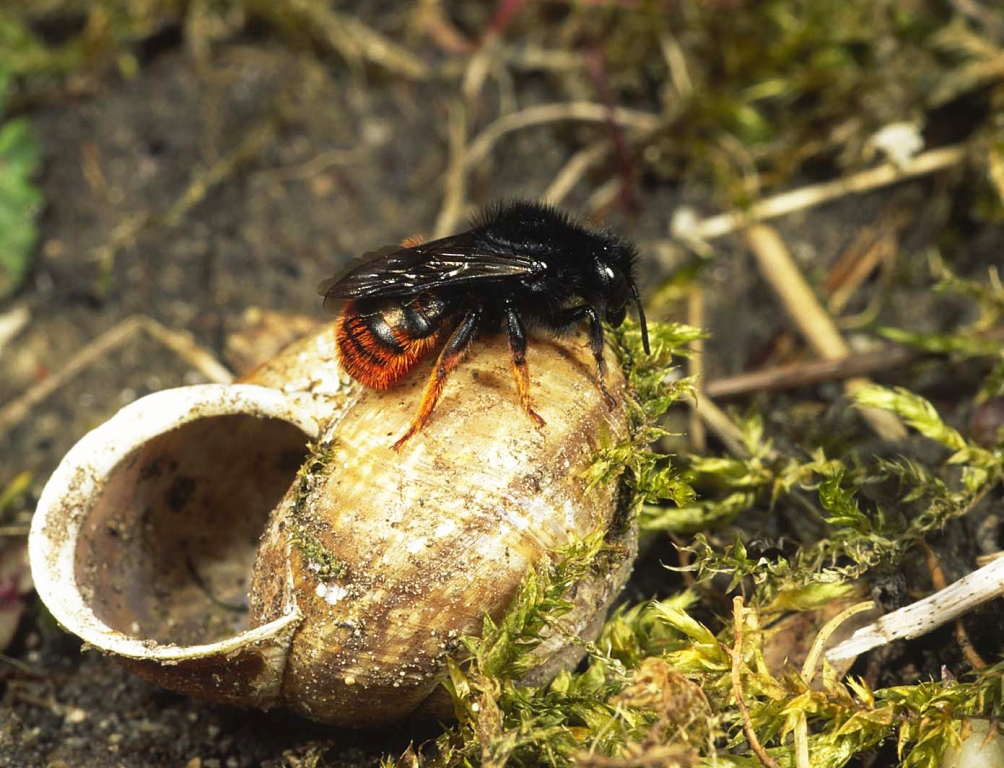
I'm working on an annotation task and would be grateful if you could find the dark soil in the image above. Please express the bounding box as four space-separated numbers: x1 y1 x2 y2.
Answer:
1 8 1002 768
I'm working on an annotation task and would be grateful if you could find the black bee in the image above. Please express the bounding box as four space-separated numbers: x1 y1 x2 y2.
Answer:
319 200 650 449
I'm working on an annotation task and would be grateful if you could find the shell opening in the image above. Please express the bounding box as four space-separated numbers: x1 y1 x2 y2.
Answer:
73 412 310 646
29 384 320 666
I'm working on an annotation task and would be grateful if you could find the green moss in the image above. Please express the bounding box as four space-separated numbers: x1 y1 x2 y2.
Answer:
420 296 1004 767
290 525 349 581
589 321 702 516
287 441 349 581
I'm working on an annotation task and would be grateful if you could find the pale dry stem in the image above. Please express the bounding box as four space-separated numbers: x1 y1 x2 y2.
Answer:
730 597 780 768
673 144 967 243
0 316 232 435
743 223 907 441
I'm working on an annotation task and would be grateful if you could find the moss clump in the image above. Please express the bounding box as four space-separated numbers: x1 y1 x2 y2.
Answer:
287 441 349 581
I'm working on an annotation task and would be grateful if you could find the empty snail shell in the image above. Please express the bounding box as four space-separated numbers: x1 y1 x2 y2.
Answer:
28 323 636 727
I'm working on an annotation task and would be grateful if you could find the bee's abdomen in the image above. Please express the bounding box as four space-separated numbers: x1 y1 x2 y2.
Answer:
336 294 457 389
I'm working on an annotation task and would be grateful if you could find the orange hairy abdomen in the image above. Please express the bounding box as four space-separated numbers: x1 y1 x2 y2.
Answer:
335 301 446 390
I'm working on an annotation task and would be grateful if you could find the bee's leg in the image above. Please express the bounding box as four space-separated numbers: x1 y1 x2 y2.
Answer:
504 303 546 428
393 306 482 451
548 304 615 408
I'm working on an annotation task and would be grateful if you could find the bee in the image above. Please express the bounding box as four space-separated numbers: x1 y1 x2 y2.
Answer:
319 200 650 450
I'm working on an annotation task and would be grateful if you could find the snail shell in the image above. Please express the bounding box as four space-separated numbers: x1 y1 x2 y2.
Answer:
28 324 635 727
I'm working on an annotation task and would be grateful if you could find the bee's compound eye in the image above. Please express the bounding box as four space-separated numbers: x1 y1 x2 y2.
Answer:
595 262 622 293
608 270 629 313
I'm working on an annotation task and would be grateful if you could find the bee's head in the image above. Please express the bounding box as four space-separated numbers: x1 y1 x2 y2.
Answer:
479 199 651 355
592 238 650 355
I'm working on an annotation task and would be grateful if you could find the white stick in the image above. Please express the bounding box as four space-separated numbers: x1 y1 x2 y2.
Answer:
675 144 967 243
826 554 1004 662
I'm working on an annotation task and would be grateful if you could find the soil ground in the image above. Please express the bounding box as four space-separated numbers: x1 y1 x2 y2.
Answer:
1 5 1002 767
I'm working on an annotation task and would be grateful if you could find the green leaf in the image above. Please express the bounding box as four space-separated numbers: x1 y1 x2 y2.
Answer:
0 70 42 299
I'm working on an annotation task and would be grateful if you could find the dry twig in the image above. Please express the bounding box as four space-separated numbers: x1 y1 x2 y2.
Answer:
692 397 754 458
432 102 471 239
704 345 919 399
706 325 1004 398
464 102 660 171
920 541 987 670
793 600 879 768
0 304 30 355
672 144 967 243
826 551 1004 662
266 0 429 80
730 597 780 768
0 316 232 435
543 140 611 206
743 224 907 441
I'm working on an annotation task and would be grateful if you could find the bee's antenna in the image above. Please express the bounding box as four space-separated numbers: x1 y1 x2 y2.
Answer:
629 281 650 354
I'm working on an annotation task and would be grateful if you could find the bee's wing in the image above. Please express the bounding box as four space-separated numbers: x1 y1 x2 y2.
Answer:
318 234 544 303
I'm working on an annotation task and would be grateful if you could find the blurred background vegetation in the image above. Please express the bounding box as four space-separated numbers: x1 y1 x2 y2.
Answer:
1 1 1003 766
